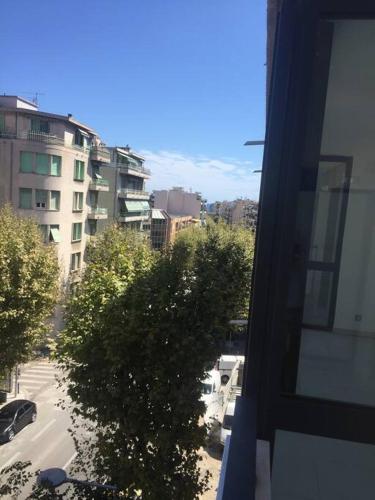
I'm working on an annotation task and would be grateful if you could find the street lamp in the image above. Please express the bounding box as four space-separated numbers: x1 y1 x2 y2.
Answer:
37 468 118 493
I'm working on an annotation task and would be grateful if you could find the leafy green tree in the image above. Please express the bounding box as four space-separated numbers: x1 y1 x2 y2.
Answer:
0 205 59 373
57 222 254 499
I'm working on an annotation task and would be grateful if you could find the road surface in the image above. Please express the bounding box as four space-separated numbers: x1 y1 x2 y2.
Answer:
0 360 77 497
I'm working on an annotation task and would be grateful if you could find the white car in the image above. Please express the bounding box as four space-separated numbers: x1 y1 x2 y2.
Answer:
220 399 236 445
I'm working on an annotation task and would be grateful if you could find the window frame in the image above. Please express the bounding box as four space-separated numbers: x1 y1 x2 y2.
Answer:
74 160 85 181
73 192 84 212
19 188 32 209
71 252 81 271
72 222 82 242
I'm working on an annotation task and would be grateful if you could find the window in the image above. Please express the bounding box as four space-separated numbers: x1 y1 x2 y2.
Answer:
36 153 49 175
71 252 81 271
31 118 49 133
73 192 84 211
39 224 61 243
88 220 97 236
19 188 32 209
72 222 82 242
50 156 61 176
20 152 33 173
35 190 48 209
74 160 85 181
0 113 4 132
50 191 60 211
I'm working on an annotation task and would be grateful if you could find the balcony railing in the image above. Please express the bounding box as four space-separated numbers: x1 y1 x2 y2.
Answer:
120 210 149 217
116 162 151 176
88 207 108 216
91 178 109 186
91 146 111 162
118 188 149 198
20 130 66 146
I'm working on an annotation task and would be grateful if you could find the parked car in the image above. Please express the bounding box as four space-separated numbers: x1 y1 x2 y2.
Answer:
0 400 37 443
220 399 236 446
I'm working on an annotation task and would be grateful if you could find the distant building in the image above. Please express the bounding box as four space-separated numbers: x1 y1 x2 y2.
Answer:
152 187 206 223
213 199 258 230
150 209 196 250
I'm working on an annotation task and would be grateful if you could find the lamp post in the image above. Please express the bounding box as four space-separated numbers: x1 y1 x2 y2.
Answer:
37 468 118 494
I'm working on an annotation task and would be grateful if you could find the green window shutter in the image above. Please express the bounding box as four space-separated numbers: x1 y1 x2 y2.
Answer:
20 152 33 173
78 192 83 209
0 114 5 132
19 188 32 209
50 155 61 176
36 153 49 174
74 160 85 180
50 191 60 210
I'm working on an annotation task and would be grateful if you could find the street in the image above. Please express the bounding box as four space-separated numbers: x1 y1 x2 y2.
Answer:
0 360 77 497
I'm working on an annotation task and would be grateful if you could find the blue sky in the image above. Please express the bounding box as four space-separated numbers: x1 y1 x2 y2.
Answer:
1 0 266 202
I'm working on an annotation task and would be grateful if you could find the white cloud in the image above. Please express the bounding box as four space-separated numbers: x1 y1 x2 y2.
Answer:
141 149 261 202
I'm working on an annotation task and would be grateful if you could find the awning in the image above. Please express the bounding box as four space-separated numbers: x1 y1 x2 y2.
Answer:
78 128 90 138
125 201 144 212
152 209 166 220
141 201 150 210
50 228 62 243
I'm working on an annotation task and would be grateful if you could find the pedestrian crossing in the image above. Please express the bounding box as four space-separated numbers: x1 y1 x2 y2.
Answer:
18 360 57 398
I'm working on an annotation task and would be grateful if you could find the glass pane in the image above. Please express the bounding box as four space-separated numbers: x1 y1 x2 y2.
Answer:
35 189 48 208
36 153 49 175
272 430 375 500
50 191 60 211
285 20 375 406
19 188 32 209
50 155 61 176
20 152 33 173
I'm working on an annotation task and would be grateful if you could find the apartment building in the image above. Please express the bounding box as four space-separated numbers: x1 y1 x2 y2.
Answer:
105 147 151 233
213 198 258 230
150 208 195 250
0 96 132 281
152 187 206 224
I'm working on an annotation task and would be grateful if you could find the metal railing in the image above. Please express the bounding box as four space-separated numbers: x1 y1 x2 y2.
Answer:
91 145 111 160
90 178 109 187
118 188 149 197
117 162 151 176
120 210 149 218
88 207 108 215
20 130 66 146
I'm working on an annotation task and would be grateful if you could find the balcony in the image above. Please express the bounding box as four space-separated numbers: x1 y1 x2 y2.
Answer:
118 188 149 200
20 130 65 146
118 210 150 223
91 146 111 163
89 179 110 192
117 162 151 179
87 207 108 220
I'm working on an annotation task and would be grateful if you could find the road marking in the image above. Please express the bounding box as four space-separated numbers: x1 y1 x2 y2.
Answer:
63 451 78 471
1 452 21 470
31 419 56 442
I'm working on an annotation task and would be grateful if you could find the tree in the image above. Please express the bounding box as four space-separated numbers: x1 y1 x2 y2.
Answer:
57 222 254 499
0 205 59 373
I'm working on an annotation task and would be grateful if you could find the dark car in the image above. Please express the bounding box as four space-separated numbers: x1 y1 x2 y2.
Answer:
0 399 37 443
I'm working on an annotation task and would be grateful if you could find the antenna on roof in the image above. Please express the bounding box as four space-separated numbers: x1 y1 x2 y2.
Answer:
32 92 45 106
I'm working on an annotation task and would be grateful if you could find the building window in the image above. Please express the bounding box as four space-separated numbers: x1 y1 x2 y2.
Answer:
50 191 60 211
36 153 49 175
20 152 33 173
35 190 60 210
73 192 84 211
31 118 50 134
71 252 81 271
19 188 32 209
39 224 61 243
50 155 61 176
0 113 5 132
72 222 82 242
88 220 97 236
35 189 48 209
74 160 85 181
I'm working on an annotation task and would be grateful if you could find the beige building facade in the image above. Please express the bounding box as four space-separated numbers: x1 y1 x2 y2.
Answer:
152 187 205 222
0 96 151 283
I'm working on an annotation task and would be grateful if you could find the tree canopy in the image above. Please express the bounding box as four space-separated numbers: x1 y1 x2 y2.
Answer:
0 205 59 373
57 222 254 499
